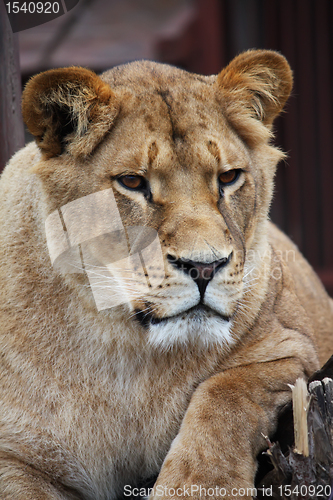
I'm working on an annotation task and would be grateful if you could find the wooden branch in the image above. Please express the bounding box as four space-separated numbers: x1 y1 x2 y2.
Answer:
292 378 310 457
258 356 333 499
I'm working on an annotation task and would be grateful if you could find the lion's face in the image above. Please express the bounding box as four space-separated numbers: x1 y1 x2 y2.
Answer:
89 92 257 349
22 52 292 349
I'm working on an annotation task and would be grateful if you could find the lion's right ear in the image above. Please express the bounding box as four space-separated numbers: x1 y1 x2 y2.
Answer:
22 67 119 158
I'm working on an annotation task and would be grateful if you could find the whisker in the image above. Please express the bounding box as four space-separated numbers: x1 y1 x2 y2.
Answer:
242 267 255 281
128 303 157 321
242 278 259 289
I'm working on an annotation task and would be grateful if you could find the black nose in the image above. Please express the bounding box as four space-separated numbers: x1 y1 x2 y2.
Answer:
167 253 232 300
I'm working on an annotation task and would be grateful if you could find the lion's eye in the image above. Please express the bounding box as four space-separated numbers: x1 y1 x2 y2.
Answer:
218 169 240 186
118 175 146 190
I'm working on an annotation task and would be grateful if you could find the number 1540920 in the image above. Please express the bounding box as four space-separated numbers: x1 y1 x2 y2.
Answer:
278 484 331 497
5 2 60 14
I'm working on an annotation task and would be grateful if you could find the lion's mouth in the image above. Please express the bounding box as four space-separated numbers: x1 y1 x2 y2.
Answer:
135 304 231 329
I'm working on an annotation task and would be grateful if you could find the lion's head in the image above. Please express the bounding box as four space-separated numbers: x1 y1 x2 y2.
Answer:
22 50 292 350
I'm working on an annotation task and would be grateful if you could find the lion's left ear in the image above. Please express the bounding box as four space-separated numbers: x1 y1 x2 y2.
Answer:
217 50 293 142
22 67 119 158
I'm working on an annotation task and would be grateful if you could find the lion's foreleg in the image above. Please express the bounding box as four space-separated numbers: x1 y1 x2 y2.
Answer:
151 357 306 500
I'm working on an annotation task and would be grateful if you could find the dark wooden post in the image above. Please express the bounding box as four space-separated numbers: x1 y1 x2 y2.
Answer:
0 2 25 172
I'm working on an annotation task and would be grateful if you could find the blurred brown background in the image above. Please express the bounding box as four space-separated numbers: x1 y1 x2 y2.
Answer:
4 0 333 293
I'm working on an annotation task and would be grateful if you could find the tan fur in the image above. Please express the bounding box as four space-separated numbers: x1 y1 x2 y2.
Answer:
0 50 332 499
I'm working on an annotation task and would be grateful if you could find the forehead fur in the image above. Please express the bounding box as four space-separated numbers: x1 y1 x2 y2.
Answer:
101 60 214 91
99 56 288 149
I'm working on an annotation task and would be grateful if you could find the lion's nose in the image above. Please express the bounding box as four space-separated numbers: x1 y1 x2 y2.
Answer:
167 253 232 300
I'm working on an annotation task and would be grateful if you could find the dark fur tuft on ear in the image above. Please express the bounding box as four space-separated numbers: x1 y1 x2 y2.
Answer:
22 67 119 158
217 50 293 146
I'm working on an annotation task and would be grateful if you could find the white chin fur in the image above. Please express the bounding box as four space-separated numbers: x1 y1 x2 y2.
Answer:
147 309 233 351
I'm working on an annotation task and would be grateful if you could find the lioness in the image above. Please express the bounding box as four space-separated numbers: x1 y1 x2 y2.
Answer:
0 50 332 499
